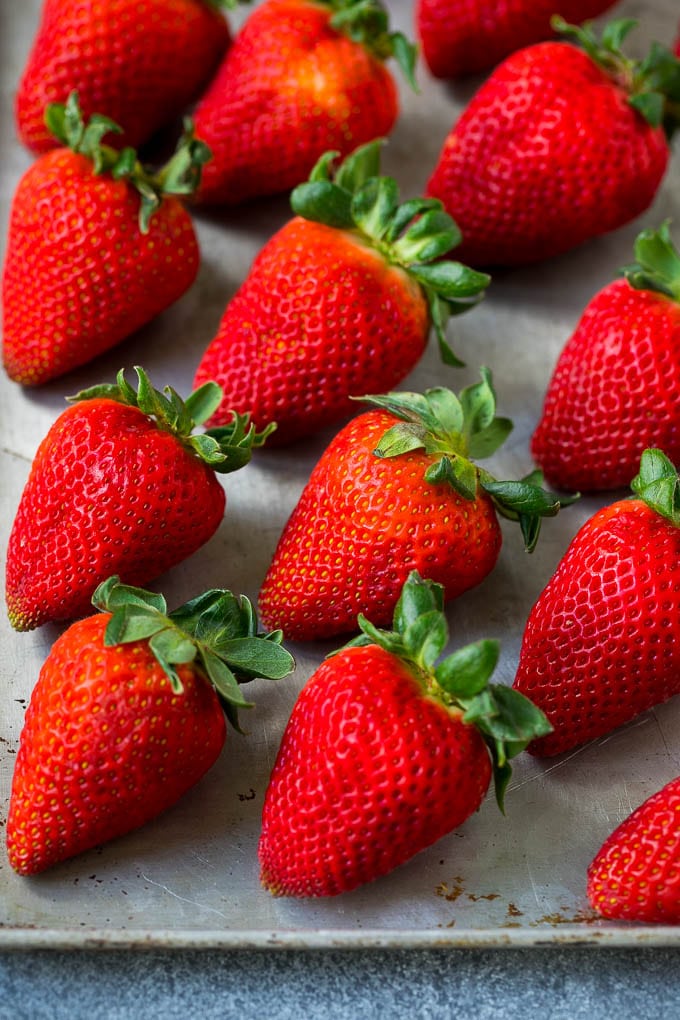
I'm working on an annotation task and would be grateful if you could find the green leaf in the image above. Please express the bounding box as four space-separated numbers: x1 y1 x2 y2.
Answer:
199 648 252 708
391 209 463 264
467 419 513 460
149 628 198 666
103 605 168 646
630 447 680 525
290 180 354 228
183 381 224 426
422 387 465 440
621 220 680 301
92 576 167 615
393 571 444 632
434 640 499 699
383 198 445 244
424 455 477 500
351 176 400 241
373 422 428 458
334 139 384 192
212 636 295 681
403 610 448 669
409 262 490 300
389 30 419 91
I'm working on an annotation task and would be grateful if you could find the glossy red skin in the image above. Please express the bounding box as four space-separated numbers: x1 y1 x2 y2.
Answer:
2 149 199 385
587 776 680 922
7 613 226 876
194 218 430 443
259 644 492 896
531 279 680 493
193 0 399 205
426 42 669 266
417 0 617 78
258 409 503 640
15 0 230 153
513 499 680 756
5 399 226 631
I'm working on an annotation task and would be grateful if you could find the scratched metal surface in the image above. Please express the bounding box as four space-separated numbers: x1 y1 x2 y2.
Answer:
1 0 680 950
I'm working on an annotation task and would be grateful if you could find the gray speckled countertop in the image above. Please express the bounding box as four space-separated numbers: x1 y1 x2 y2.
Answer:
2 947 680 1018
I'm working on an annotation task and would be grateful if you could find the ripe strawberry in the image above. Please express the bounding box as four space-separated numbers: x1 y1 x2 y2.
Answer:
7 576 294 876
416 0 616 79
259 571 551 897
16 0 231 154
513 448 680 757
193 142 490 443
192 0 416 205
426 19 680 266
532 222 680 493
587 776 680 923
6 367 273 632
3 94 210 386
258 372 568 641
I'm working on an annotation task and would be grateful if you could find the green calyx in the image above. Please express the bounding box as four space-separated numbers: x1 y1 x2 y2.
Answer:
552 16 680 138
359 368 576 552
318 0 417 89
45 91 212 232
92 576 295 730
290 141 490 366
340 571 552 808
630 448 680 526
67 366 274 473
620 220 680 302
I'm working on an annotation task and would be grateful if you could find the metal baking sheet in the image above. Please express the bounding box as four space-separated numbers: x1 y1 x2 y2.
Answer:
2 0 680 950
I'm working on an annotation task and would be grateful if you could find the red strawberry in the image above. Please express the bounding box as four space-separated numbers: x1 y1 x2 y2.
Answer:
5 367 272 632
16 0 231 154
532 222 680 493
7 576 294 875
587 776 680 923
416 0 617 79
193 142 490 443
426 19 680 266
258 373 568 641
513 449 680 757
259 571 550 896
3 95 210 386
192 0 416 205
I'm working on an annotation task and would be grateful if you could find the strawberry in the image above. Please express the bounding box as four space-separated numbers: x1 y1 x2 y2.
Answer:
587 776 680 923
532 222 680 493
416 0 616 79
16 0 232 154
193 142 490 443
258 571 551 897
426 19 680 266
3 94 210 386
6 367 273 632
192 0 416 205
513 449 680 757
258 372 568 641
7 576 294 876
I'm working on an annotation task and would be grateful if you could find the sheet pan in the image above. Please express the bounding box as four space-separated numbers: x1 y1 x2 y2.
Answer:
2 0 680 949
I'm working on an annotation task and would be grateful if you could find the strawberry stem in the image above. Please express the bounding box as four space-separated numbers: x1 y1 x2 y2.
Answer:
358 370 576 551
92 576 295 731
340 571 552 808
620 221 680 302
68 366 275 473
552 16 680 138
320 0 418 89
291 141 490 365
45 92 212 231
